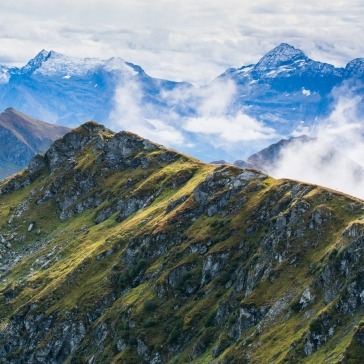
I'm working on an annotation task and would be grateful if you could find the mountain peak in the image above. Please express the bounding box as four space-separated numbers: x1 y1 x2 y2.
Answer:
1 106 38 122
20 49 52 74
18 50 140 78
38 49 50 57
3 106 16 114
44 122 162 173
254 43 307 72
345 58 364 78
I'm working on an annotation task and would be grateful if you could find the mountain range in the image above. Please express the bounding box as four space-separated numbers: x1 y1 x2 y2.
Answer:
0 123 363 363
1 43 364 162
0 50 189 126
218 44 364 134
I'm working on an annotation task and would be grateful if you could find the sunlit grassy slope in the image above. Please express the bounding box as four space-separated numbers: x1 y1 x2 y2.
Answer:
0 122 363 363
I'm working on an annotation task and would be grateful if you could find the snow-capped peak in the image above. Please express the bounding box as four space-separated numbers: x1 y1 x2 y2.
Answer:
254 43 307 72
20 49 52 74
38 49 50 58
19 50 141 77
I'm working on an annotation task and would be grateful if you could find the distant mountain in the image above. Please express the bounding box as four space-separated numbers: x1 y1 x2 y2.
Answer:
218 43 364 135
0 122 364 363
0 50 191 126
0 107 69 179
0 44 363 161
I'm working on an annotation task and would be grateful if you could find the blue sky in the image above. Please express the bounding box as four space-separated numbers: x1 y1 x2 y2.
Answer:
0 0 363 84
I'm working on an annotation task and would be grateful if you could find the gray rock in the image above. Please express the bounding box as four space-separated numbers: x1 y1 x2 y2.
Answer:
28 154 47 174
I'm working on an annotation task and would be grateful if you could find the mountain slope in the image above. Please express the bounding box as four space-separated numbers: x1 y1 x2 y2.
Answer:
0 107 69 179
0 123 363 363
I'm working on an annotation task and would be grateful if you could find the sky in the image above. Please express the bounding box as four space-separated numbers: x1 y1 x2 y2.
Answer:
0 0 363 85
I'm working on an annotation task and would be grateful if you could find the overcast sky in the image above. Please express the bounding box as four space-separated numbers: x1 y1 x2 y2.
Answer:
0 0 363 84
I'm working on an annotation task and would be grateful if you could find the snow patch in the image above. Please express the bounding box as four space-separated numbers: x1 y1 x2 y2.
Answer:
30 52 138 77
302 88 311 96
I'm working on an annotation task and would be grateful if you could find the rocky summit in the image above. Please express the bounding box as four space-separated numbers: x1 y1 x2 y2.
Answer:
0 122 364 363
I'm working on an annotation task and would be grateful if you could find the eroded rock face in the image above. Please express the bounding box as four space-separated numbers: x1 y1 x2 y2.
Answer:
104 131 158 167
28 154 47 174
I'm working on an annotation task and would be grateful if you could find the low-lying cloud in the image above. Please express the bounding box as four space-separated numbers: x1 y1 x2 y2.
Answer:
109 74 279 160
109 74 185 146
268 84 364 200
183 113 277 144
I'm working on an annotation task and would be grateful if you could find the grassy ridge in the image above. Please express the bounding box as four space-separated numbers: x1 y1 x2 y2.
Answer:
0 123 363 363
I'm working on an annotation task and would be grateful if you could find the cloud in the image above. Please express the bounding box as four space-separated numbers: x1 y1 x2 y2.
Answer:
0 1 363 84
181 78 278 145
108 72 279 161
268 84 364 199
183 113 278 144
108 73 185 146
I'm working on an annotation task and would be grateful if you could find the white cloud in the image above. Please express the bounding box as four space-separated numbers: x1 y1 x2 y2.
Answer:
179 78 278 149
184 113 278 144
268 85 364 200
0 1 363 84
108 74 185 146
197 79 237 115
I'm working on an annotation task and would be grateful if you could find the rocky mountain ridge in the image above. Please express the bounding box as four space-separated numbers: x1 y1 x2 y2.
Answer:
0 122 363 363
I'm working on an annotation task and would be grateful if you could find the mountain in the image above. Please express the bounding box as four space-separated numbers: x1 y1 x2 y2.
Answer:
0 107 69 179
0 50 191 126
0 44 363 162
218 43 364 135
0 122 363 363
239 135 364 174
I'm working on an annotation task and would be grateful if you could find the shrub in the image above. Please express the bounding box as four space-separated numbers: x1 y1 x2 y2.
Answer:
143 299 158 313
143 318 157 328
